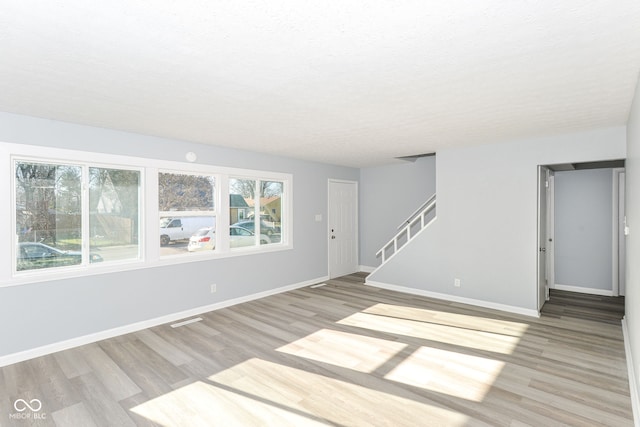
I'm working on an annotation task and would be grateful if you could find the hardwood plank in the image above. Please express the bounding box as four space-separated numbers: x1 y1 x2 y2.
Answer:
51 402 98 427
77 344 141 402
69 373 136 427
133 329 193 366
98 340 175 398
53 348 92 379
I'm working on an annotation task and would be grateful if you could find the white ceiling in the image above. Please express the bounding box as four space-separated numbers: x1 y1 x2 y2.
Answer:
1 1 639 167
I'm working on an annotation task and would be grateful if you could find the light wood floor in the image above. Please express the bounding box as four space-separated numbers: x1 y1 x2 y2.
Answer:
1 273 633 426
541 289 625 325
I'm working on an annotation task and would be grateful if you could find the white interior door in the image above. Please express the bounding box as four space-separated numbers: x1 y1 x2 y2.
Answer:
537 166 549 312
328 180 358 278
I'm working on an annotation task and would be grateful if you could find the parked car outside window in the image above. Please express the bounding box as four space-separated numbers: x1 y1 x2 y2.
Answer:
187 226 271 252
17 242 103 271
232 220 277 236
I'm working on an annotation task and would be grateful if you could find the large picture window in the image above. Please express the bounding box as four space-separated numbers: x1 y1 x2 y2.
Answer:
15 160 141 272
159 172 216 256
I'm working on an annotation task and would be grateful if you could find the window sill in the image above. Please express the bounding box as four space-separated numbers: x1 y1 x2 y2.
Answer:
1 243 293 288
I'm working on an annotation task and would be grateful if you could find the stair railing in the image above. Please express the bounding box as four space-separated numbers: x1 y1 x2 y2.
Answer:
375 194 436 265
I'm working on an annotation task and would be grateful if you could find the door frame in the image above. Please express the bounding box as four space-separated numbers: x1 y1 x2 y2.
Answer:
546 171 555 298
327 179 359 279
537 166 551 312
613 168 626 296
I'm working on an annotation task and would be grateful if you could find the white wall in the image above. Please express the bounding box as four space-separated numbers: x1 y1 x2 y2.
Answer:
554 168 614 292
625 74 640 415
368 127 626 312
359 156 436 268
0 112 359 359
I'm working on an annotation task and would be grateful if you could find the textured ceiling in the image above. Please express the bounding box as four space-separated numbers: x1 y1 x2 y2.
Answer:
1 1 639 167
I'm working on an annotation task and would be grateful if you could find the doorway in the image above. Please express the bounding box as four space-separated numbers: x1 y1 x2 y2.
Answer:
538 160 626 314
328 179 358 279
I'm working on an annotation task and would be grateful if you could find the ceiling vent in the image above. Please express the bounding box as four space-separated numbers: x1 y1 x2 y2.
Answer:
395 153 435 162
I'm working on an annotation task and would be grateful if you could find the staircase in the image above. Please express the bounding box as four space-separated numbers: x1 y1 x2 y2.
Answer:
375 194 436 266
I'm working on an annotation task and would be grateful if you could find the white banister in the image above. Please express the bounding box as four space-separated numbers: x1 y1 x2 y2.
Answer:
376 194 436 266
397 194 436 230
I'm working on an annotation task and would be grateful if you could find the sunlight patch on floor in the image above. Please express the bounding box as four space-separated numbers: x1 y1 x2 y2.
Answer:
276 328 407 373
338 311 522 354
130 379 328 427
198 358 470 426
131 357 471 426
364 303 529 337
385 346 505 402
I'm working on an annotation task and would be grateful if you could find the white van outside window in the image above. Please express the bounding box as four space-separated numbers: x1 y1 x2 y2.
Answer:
159 216 216 246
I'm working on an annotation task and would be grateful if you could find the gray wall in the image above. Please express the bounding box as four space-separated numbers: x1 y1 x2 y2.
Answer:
554 169 614 291
0 112 359 357
368 127 626 312
625 73 640 413
359 156 436 268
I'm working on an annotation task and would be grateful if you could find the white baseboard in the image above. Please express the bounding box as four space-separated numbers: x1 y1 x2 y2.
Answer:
365 279 540 318
553 283 614 296
622 316 640 426
359 265 376 273
0 275 328 368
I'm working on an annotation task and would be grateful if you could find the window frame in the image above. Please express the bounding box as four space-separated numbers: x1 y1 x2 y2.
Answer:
228 177 286 250
1 142 293 287
158 169 219 258
12 156 144 276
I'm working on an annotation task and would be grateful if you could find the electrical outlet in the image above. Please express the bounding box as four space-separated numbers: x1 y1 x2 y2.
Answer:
210 284 217 293
454 278 461 288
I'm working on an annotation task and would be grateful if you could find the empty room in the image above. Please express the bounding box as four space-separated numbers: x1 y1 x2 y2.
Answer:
2 1 640 426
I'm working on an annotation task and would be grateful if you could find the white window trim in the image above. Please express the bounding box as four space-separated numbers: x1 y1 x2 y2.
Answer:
1 142 293 288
